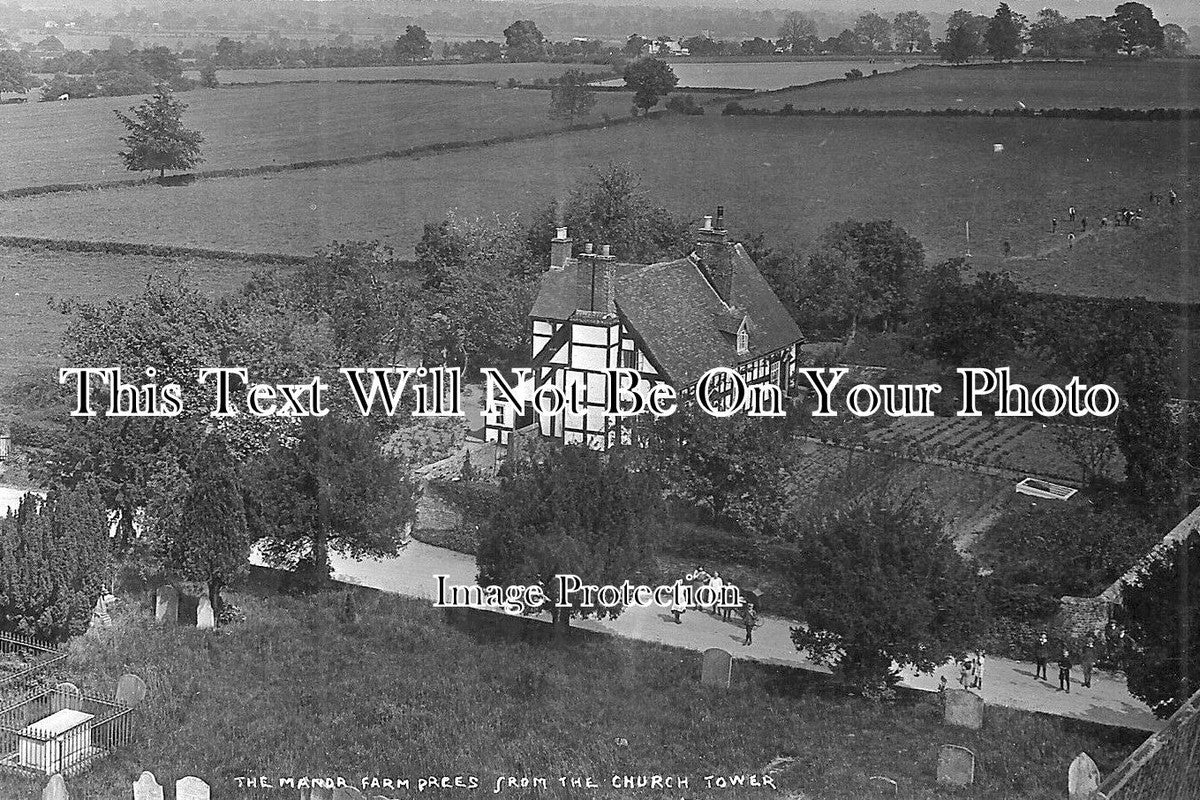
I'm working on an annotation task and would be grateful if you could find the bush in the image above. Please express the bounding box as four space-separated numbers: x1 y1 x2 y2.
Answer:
665 94 704 115
845 68 864 80
721 101 745 116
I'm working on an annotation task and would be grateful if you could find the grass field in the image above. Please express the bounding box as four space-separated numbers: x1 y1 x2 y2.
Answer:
199 62 614 84
2 114 1192 301
745 60 1200 111
1 580 1139 800
0 246 261 399
592 59 920 90
0 82 634 191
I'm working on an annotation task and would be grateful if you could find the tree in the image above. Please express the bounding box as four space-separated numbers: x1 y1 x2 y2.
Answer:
854 12 893 52
1161 23 1190 57
940 9 989 60
1109 2 1164 54
114 88 203 178
915 260 1025 366
198 62 218 88
801 219 926 337
1115 325 1179 506
250 414 420 585
526 163 691 265
777 12 818 53
984 3 1027 60
134 46 183 82
789 495 987 690
741 37 775 56
151 433 249 620
503 20 546 62
623 34 648 57
622 57 677 115
1120 535 1200 717
548 68 597 125
0 50 30 95
1028 9 1071 56
0 483 110 641
893 11 932 52
394 25 431 62
477 446 660 639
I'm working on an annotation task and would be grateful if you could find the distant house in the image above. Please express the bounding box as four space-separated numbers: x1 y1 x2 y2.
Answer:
643 39 689 57
484 208 805 449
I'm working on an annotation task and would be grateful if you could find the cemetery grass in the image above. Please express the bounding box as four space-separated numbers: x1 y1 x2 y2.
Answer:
2 114 1193 303
11 582 1145 800
745 60 1200 112
0 82 635 192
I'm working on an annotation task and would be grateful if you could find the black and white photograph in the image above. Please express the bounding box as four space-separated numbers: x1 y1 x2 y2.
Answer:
0 0 1196 796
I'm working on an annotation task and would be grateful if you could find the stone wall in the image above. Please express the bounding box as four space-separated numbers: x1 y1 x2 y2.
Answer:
1100 687 1200 800
1055 595 1112 642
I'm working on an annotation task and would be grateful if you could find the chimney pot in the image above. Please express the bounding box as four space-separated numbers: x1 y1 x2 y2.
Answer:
600 244 611 257
715 206 725 229
556 226 568 240
702 215 713 231
584 242 594 254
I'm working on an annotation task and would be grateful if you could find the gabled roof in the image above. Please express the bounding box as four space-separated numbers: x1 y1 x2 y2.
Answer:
530 241 803 386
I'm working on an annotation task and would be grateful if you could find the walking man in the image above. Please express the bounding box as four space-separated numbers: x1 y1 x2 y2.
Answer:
1068 205 1076 222
972 651 986 690
1034 632 1049 680
1067 232 1075 249
742 603 758 646
1081 637 1096 688
1051 217 1058 233
1081 217 1087 231
1169 189 1178 206
1058 649 1073 693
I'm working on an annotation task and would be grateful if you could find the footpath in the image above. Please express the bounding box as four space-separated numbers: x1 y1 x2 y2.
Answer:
326 541 1164 734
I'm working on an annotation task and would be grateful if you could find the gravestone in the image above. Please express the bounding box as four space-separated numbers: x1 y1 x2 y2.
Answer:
155 585 178 626
936 745 975 787
868 775 898 796
42 774 68 800
176 776 210 800
90 595 111 629
700 647 732 689
132 771 164 800
115 673 148 707
50 682 81 712
332 788 365 800
196 597 215 630
1069 752 1102 800
943 688 984 730
309 788 334 800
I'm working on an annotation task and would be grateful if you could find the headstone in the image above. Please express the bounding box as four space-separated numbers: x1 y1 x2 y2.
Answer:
42 774 68 800
90 595 111 628
155 585 178 626
176 776 211 800
943 688 984 730
700 647 732 689
115 673 148 707
868 775 898 796
132 771 164 800
309 788 334 800
993 143 1005 153
196 596 215 630
936 745 975 787
50 682 82 712
332 789 365 800
1069 752 1102 800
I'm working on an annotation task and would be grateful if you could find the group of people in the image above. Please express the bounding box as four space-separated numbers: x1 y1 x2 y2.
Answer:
1041 189 1182 252
1033 632 1099 694
668 566 760 646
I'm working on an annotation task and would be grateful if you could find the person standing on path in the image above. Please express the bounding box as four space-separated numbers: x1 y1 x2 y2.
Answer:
1081 637 1096 688
742 604 758 646
972 651 986 690
1058 649 1073 693
708 571 723 615
1169 189 1178 206
1034 633 1050 680
959 656 974 689
670 595 686 624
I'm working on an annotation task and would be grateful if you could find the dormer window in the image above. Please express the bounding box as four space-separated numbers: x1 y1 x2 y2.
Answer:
736 321 749 355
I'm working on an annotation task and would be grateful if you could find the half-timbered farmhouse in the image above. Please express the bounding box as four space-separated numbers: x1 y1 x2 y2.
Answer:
484 208 805 449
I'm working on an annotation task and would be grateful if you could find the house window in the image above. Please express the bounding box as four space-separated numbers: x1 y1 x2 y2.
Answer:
620 348 638 369
736 327 749 355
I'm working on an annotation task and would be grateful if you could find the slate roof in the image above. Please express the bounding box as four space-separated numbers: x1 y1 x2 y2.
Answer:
529 243 803 386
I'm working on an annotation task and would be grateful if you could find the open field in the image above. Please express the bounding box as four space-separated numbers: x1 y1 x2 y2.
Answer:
744 60 1200 111
198 62 614 84
2 114 1192 301
0 82 634 191
593 59 921 90
0 581 1139 800
0 246 260 397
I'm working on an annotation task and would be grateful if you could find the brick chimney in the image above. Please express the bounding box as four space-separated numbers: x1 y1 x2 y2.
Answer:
695 205 734 305
550 226 572 270
574 243 616 317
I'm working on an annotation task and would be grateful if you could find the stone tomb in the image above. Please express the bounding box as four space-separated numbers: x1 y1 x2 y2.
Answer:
943 688 984 730
700 648 733 689
936 744 976 787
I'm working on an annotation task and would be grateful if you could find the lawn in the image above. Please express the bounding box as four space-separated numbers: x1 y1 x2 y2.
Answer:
0 580 1142 800
199 62 615 85
0 82 634 191
744 60 1200 111
0 246 262 400
1 114 1192 301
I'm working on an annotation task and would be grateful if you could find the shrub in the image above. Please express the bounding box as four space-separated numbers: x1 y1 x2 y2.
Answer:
845 68 864 80
665 94 704 115
722 101 745 115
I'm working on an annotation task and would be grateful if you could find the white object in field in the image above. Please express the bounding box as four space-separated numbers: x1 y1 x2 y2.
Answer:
56 93 68 101
993 143 1004 152
1017 100 1027 109
1015 477 1077 500
18 708 95 774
